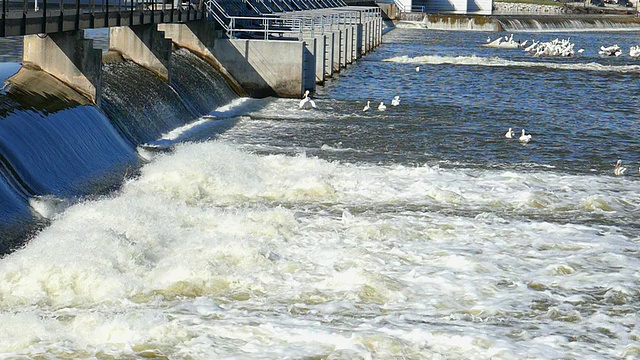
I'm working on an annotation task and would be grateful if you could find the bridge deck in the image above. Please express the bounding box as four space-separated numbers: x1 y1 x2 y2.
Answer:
1 1 205 37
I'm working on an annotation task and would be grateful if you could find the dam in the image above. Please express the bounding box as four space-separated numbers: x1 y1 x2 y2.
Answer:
0 0 384 253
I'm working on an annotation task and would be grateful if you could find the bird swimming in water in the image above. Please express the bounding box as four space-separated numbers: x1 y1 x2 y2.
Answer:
415 66 420 72
505 128 514 139
391 96 400 106
519 129 531 143
378 102 386 111
299 90 316 110
363 101 370 112
614 159 626 176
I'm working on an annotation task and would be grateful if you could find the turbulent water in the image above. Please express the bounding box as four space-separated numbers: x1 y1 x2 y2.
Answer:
1 27 640 359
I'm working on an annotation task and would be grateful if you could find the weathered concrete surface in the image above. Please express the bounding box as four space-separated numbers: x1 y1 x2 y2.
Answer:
212 39 307 98
6 66 92 111
158 22 248 96
303 32 327 84
22 31 102 104
332 29 342 72
109 24 172 82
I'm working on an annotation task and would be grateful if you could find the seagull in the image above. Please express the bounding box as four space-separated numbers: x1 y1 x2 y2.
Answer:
299 90 316 110
363 101 370 112
505 128 514 139
391 96 400 106
378 102 386 111
519 129 531 143
614 159 626 176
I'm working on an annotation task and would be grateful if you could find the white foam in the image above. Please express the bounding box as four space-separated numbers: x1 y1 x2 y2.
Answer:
1 141 639 358
383 54 640 73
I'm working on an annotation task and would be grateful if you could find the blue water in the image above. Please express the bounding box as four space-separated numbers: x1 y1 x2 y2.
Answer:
0 26 639 359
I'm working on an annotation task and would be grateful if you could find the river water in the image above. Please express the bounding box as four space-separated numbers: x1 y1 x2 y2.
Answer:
0 27 639 359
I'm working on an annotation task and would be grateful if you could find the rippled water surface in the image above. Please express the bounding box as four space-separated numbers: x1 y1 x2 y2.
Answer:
1 28 639 359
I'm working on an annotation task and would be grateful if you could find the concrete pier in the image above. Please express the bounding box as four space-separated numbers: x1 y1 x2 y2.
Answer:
109 24 173 82
17 5 383 102
22 31 102 105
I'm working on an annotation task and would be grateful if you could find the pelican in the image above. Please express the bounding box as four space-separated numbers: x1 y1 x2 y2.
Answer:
378 102 386 111
363 101 370 112
519 129 531 143
415 66 420 72
505 128 514 139
391 96 400 106
299 90 316 110
614 159 626 176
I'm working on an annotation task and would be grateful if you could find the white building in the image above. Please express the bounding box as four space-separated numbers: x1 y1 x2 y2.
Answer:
394 0 493 15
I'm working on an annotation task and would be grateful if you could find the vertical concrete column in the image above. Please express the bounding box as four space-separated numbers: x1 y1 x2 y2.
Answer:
23 31 102 104
340 26 348 67
377 17 383 47
345 26 352 65
109 24 173 82
316 34 327 84
365 17 371 53
356 23 363 59
333 29 342 73
302 32 327 85
303 38 317 91
325 31 334 78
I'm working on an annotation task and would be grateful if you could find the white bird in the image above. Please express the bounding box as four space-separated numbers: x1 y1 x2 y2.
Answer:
391 96 400 106
378 102 386 111
505 128 514 139
415 66 420 72
614 159 626 176
299 90 316 110
363 101 370 112
519 129 531 143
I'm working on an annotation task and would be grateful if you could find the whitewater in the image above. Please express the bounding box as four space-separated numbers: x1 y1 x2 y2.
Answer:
1 27 640 359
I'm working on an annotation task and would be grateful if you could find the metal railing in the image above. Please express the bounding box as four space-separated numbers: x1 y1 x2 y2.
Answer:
0 0 204 37
204 0 380 41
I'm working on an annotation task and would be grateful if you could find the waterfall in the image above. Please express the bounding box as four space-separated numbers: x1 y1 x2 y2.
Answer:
497 16 640 32
0 47 240 253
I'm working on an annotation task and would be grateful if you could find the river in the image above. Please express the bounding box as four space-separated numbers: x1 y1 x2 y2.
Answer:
0 26 639 359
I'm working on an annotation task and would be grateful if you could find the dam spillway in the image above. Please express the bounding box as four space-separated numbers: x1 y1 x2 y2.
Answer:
0 1 384 253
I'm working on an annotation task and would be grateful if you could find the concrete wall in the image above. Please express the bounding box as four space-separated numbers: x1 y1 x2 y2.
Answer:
109 24 173 82
22 31 102 105
212 39 308 98
17 6 383 102
158 22 247 96
302 32 327 84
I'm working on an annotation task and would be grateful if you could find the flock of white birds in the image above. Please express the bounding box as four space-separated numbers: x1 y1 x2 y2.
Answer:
299 40 636 176
362 95 401 112
485 34 640 58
